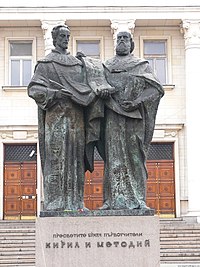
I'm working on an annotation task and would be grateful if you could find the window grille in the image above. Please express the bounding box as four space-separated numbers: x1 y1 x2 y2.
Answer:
147 143 173 160
94 147 103 161
4 144 37 162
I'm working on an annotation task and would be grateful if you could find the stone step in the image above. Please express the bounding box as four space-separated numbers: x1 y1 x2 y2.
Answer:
0 264 35 267
161 225 200 229
160 219 200 263
0 258 35 265
160 243 200 248
0 228 35 232
0 265 34 267
0 238 35 242
0 252 35 257
0 247 35 252
160 233 200 237
161 226 200 230
0 240 35 245
161 256 200 262
160 248 200 256
0 221 35 229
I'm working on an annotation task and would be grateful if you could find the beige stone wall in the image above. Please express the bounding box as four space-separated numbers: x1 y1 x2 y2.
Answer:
134 26 185 125
0 27 44 127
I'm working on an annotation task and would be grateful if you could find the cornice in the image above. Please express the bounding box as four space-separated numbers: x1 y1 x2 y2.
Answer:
0 6 200 18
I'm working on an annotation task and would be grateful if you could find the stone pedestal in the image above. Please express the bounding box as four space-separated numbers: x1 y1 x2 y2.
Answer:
36 212 160 267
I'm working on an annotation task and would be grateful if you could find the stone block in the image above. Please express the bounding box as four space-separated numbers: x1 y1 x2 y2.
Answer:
36 215 160 267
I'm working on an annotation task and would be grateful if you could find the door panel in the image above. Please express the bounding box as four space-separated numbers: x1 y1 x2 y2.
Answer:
4 162 37 219
84 161 104 210
146 160 175 215
84 160 175 216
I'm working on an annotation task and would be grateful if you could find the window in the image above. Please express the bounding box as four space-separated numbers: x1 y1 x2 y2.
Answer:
6 40 35 87
77 40 100 58
143 40 167 84
73 37 104 60
140 37 172 85
4 37 36 90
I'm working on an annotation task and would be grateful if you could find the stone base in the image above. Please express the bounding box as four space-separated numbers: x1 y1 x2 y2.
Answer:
36 215 160 267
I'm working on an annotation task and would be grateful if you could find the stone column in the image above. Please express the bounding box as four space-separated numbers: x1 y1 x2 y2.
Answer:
181 20 200 221
41 20 66 55
110 19 136 50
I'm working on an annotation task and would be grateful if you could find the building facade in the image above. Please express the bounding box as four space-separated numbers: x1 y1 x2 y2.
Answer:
0 0 200 221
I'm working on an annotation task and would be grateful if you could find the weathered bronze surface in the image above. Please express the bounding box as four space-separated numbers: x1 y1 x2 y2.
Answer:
40 208 155 217
96 32 164 210
28 27 164 214
27 25 111 212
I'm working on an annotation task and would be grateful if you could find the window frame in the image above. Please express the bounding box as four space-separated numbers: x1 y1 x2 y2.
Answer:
140 36 172 86
4 37 36 89
72 36 104 60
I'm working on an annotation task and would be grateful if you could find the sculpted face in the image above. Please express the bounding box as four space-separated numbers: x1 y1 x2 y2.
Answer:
116 32 131 56
55 27 70 51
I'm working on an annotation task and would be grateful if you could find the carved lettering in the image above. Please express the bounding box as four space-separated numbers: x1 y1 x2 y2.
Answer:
67 242 73 248
61 241 65 248
88 232 102 237
106 242 112 247
74 242 80 248
46 242 51 248
121 241 127 247
85 242 91 248
53 242 59 248
103 232 143 237
128 241 135 248
113 241 120 247
145 239 150 247
137 241 142 247
97 242 104 248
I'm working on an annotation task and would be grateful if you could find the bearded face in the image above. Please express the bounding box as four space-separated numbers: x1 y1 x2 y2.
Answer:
116 32 131 56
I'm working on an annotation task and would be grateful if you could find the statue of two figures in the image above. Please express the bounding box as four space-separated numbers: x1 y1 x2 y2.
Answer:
28 25 164 213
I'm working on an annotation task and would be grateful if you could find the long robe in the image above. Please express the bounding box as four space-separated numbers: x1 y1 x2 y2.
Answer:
28 50 95 211
101 54 164 210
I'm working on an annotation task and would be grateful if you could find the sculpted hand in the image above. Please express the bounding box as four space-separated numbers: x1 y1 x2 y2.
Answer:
121 100 140 112
98 88 111 99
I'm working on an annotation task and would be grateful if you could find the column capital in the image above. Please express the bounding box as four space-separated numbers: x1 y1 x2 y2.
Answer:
40 20 66 55
180 19 200 49
110 19 136 51
111 19 136 37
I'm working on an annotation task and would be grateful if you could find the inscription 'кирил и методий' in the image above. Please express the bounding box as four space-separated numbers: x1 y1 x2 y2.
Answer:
45 240 151 249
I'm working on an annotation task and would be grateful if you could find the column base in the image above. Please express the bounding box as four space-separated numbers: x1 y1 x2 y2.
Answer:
183 211 200 224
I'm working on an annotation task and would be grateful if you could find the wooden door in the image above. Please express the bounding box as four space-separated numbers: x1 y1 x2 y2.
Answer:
84 161 104 210
4 162 37 220
146 160 175 215
84 160 175 216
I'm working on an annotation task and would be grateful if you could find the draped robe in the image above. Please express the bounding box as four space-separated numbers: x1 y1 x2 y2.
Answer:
100 54 164 210
28 50 95 211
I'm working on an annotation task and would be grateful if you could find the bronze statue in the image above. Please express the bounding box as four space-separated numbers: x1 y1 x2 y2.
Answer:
97 31 164 210
28 25 163 213
28 25 112 212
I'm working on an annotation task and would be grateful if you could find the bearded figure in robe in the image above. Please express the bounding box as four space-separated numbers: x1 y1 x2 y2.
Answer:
97 31 164 210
